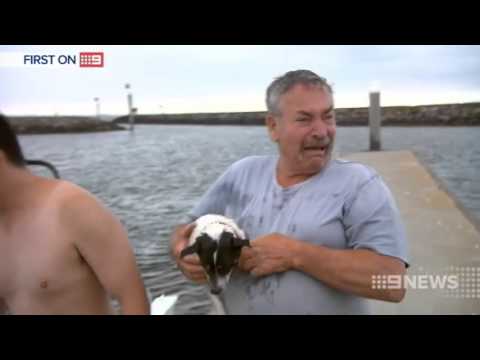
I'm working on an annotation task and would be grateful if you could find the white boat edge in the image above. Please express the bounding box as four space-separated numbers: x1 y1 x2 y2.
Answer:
151 294 179 315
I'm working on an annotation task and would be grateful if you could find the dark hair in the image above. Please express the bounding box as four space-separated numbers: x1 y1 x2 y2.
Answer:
0 114 26 167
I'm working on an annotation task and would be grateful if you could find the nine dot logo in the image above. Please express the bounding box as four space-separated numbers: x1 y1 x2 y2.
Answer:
79 52 104 68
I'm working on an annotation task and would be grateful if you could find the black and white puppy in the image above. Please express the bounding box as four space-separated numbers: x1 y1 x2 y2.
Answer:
180 214 250 296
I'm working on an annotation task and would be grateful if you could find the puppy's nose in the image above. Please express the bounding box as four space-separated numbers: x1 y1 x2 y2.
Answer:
210 287 222 295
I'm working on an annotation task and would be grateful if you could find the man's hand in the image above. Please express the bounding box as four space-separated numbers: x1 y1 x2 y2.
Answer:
170 223 207 283
239 233 299 277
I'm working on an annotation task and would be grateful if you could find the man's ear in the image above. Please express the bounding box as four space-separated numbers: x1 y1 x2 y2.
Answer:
265 114 280 143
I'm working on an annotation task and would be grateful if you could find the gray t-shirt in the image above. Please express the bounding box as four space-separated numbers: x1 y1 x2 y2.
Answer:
188 155 409 314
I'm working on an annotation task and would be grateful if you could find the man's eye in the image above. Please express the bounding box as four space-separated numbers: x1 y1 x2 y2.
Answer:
296 118 308 122
324 113 334 121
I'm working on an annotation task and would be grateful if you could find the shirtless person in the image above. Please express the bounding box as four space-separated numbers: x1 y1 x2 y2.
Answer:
0 114 149 315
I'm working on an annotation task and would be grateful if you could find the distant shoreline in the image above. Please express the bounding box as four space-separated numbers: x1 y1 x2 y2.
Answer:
8 102 480 134
8 116 126 135
113 102 480 127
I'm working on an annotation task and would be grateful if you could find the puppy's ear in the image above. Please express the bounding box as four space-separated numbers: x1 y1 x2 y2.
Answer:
242 231 251 247
180 243 198 258
220 231 235 245
232 236 250 248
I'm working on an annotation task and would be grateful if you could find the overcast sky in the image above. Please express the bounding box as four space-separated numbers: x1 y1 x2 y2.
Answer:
1 45 479 116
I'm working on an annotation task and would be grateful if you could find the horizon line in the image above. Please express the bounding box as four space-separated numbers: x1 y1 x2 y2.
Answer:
4 100 480 118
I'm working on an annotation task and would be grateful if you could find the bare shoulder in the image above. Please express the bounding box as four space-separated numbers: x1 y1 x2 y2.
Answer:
51 180 122 236
50 180 105 214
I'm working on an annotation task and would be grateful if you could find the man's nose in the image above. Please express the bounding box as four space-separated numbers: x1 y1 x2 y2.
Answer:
311 118 328 137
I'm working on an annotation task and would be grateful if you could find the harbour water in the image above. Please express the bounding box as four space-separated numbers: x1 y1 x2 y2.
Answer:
18 125 480 314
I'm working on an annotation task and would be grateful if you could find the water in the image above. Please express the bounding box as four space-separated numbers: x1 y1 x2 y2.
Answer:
18 125 480 314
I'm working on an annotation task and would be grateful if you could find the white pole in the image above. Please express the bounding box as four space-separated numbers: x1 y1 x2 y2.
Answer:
125 83 135 132
94 97 100 119
128 93 134 131
369 91 381 151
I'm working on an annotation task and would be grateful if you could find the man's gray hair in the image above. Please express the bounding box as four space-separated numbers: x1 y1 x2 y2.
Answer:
266 70 333 115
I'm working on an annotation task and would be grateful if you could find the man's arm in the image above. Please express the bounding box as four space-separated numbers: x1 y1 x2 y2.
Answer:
293 239 406 302
61 184 150 314
241 233 406 302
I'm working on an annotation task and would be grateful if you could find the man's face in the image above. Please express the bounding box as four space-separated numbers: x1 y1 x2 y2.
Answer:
267 83 336 175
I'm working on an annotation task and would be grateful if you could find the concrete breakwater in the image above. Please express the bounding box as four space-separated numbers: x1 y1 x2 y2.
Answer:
6 102 480 135
113 102 480 126
9 116 125 134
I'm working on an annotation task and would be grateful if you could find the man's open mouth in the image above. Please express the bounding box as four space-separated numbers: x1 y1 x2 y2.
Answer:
303 145 328 153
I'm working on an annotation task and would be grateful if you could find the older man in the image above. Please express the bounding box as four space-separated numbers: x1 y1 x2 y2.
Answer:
171 70 409 314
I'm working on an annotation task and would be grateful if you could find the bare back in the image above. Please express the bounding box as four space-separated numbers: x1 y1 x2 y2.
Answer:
0 178 115 314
